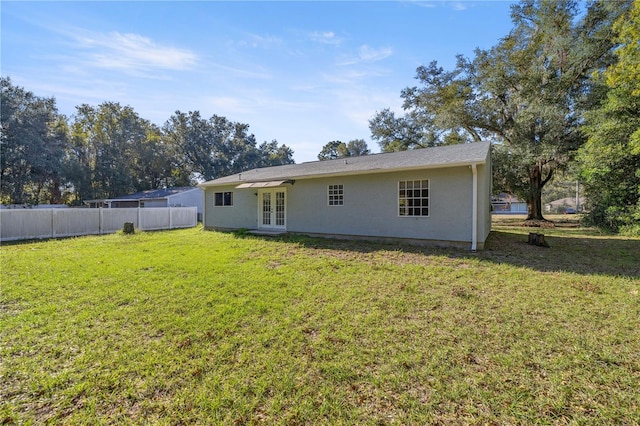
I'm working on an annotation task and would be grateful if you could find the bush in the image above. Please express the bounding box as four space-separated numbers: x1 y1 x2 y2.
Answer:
582 203 640 234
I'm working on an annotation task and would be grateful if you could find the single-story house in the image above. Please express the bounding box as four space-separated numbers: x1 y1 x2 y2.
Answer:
491 193 527 214
198 142 492 250
85 187 203 217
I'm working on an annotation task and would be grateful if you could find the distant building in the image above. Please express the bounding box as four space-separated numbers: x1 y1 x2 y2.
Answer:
491 193 527 214
85 187 203 217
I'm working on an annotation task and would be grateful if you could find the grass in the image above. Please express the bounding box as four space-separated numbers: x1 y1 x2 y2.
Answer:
1 218 639 424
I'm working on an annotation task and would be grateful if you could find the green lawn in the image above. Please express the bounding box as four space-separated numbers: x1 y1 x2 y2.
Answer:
1 222 639 424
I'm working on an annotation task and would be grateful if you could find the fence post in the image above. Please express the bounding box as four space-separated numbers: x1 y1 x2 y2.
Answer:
137 207 141 230
169 206 173 229
99 208 103 234
51 209 55 239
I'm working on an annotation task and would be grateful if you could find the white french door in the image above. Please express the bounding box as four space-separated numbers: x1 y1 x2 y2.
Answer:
258 189 286 230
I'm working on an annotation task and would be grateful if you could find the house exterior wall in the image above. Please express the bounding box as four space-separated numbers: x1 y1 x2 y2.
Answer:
168 189 203 214
204 185 259 229
204 164 491 247
288 168 473 242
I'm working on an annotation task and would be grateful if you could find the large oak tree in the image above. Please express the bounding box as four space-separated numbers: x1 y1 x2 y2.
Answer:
1 77 67 205
66 102 169 201
163 111 294 183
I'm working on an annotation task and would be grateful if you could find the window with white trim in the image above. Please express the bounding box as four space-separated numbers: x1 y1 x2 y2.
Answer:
328 184 344 206
214 191 233 206
398 180 429 216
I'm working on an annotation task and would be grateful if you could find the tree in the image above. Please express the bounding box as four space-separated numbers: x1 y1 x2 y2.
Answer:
1 77 67 205
579 0 640 233
369 0 627 220
163 111 293 182
318 141 345 160
129 124 173 191
317 139 370 160
257 140 295 168
344 139 371 157
66 102 165 200
369 109 441 152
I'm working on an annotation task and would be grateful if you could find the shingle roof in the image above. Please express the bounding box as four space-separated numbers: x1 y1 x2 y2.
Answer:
107 187 199 201
199 142 490 188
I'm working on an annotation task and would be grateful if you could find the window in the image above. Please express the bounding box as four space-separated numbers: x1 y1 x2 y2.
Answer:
398 180 429 216
214 191 233 206
328 184 344 206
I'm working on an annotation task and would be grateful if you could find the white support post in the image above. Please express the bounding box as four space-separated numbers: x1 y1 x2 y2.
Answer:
201 190 206 227
471 163 478 252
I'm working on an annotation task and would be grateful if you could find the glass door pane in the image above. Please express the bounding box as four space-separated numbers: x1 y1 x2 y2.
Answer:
275 191 285 226
262 192 271 225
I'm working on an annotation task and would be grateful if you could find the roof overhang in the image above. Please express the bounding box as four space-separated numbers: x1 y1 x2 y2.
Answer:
235 180 295 189
198 142 490 189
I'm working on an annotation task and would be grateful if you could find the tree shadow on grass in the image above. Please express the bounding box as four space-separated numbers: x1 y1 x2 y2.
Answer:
478 230 639 278
237 229 640 278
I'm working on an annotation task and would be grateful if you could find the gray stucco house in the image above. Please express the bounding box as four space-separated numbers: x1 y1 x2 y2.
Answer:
198 142 492 250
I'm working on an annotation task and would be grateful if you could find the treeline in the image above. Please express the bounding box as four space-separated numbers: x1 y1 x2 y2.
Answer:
1 78 294 205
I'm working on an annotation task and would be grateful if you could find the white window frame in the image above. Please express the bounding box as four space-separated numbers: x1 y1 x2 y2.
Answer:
214 191 233 207
398 179 429 217
328 184 344 206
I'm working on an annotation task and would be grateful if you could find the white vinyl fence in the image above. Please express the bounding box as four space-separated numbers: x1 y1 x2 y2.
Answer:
0 207 197 242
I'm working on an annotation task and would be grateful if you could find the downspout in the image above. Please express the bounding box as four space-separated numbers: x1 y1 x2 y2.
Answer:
201 188 206 228
471 163 478 252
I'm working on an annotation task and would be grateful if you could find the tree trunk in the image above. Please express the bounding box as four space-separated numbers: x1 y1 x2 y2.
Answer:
123 222 135 234
49 178 63 204
526 164 547 221
528 232 549 247
526 193 545 220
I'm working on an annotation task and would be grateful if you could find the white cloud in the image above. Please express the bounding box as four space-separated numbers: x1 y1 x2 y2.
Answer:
309 31 343 45
358 45 393 62
337 45 393 66
413 2 437 8
451 2 468 11
73 31 198 74
407 1 469 11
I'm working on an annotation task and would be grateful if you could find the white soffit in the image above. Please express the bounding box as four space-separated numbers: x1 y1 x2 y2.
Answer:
236 180 288 189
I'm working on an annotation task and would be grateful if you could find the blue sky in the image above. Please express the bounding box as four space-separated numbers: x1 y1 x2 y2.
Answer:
2 1 516 162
